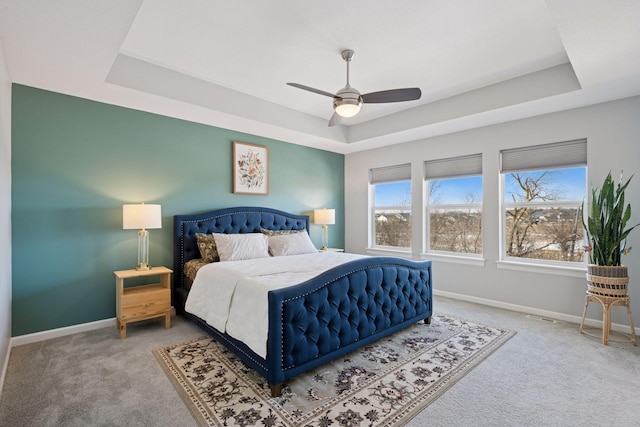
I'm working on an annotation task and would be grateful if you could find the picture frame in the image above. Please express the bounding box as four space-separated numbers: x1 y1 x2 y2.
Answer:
233 141 269 195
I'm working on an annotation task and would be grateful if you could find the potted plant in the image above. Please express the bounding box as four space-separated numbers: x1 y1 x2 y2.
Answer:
582 172 639 296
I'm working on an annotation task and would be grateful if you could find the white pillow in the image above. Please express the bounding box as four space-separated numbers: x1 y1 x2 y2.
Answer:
268 231 318 257
212 233 270 261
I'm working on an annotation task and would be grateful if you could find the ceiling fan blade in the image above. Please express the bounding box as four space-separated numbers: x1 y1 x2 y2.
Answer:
287 83 337 98
328 112 342 127
361 88 421 103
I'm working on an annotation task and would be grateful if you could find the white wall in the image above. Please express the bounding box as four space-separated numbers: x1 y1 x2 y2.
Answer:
345 96 640 327
0 39 12 389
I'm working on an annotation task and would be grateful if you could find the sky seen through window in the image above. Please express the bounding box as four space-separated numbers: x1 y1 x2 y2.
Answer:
375 167 586 206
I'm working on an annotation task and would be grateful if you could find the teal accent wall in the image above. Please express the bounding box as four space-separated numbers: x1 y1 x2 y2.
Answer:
11 84 344 336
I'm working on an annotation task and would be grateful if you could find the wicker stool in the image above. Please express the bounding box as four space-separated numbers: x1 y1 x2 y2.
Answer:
579 292 637 346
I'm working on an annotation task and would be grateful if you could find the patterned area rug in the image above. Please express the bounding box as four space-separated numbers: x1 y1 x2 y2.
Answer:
154 314 515 426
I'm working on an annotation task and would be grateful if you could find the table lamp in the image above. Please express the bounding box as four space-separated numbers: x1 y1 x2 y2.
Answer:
314 208 335 250
123 203 162 270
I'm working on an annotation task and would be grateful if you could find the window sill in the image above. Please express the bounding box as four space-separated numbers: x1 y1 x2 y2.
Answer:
420 253 486 267
496 260 586 278
366 247 413 259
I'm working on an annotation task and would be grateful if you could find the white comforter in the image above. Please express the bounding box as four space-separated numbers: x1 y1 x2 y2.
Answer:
185 251 364 358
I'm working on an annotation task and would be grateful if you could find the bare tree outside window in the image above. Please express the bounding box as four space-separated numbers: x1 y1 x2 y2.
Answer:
373 181 412 249
503 169 585 263
428 177 483 254
375 212 412 248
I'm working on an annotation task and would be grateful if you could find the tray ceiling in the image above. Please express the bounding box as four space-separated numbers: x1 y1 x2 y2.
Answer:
1 0 639 153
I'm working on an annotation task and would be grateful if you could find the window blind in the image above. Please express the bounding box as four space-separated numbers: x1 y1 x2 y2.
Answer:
424 153 482 180
369 163 411 184
501 139 587 173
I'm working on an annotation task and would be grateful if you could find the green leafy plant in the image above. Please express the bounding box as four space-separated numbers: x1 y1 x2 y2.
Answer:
582 172 639 266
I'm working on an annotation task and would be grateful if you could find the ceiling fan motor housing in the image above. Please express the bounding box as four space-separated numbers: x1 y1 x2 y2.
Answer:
334 86 362 117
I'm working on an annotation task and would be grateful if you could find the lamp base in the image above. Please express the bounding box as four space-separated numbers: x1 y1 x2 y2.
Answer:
321 224 329 250
136 229 150 271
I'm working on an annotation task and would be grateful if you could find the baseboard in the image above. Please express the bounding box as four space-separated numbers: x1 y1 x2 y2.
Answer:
0 339 10 397
433 289 640 335
10 317 117 347
10 307 177 347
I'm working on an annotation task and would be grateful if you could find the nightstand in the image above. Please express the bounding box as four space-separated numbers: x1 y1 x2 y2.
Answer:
319 248 345 252
114 266 172 339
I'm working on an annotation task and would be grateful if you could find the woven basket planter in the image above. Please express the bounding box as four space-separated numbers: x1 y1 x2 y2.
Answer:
586 265 629 297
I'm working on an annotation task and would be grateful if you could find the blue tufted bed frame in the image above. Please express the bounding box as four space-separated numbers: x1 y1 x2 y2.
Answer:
173 206 432 397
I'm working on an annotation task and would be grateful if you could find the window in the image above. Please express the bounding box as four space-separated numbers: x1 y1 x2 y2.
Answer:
500 140 587 265
425 154 483 255
370 164 411 249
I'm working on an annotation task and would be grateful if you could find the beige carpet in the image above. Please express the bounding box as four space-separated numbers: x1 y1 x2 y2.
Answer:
154 314 515 426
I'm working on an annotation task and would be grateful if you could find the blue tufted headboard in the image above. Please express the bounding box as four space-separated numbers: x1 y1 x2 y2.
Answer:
173 206 310 290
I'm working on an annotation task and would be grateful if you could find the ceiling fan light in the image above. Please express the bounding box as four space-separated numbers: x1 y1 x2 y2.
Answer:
334 100 362 118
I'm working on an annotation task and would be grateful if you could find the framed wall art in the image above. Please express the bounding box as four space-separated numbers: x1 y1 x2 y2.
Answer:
233 141 269 195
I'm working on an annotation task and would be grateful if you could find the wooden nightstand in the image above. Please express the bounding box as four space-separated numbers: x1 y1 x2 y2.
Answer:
114 266 172 339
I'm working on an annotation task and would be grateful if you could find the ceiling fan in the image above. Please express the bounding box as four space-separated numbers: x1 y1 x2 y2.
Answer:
287 49 421 126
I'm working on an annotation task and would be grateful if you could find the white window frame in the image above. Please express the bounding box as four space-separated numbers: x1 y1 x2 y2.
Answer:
368 164 412 252
423 154 483 259
499 139 587 270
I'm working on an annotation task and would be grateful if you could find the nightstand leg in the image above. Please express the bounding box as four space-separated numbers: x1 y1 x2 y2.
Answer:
165 312 171 330
120 322 127 339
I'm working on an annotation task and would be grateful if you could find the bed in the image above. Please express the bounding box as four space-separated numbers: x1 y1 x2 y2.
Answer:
173 206 432 397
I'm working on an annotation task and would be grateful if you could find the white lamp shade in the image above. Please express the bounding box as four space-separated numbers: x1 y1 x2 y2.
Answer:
314 209 335 225
335 103 361 118
123 204 162 230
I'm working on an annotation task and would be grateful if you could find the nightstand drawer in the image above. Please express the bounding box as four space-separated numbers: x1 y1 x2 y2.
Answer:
121 304 169 320
122 286 169 320
122 284 169 306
